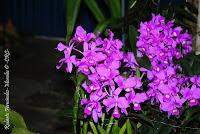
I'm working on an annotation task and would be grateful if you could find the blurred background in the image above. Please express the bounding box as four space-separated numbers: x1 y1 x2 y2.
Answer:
0 0 199 134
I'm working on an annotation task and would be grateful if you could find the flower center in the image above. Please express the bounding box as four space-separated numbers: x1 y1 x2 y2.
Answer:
88 59 95 64
164 60 168 64
173 32 177 37
190 99 196 103
159 52 164 57
90 85 94 91
156 67 160 72
172 109 177 113
100 76 106 81
87 106 92 112
105 49 111 54
134 103 139 107
83 67 89 72
176 52 180 56
149 54 153 59
142 48 146 52
160 19 165 23
165 94 170 99
125 88 132 92
77 37 82 42
160 80 164 84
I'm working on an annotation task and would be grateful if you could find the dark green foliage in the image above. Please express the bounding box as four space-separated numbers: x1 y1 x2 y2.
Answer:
136 55 152 70
178 53 200 76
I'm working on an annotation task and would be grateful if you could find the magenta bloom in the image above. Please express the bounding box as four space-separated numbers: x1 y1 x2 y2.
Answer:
160 95 185 117
56 42 76 72
126 91 148 111
82 90 106 123
114 76 142 92
103 93 129 118
181 85 200 107
73 26 95 42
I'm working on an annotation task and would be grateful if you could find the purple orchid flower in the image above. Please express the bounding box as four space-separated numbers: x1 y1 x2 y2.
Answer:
160 95 185 117
83 90 106 123
82 81 101 93
96 64 119 82
181 85 200 107
123 52 138 69
82 50 107 66
190 75 200 87
56 42 77 72
126 91 148 111
103 89 129 118
114 76 142 92
73 26 95 43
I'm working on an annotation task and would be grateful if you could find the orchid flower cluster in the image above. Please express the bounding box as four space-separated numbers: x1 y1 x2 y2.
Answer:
56 14 200 122
137 14 200 117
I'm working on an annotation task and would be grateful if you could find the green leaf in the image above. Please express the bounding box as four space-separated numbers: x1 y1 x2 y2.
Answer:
65 0 81 42
185 2 198 15
94 18 122 34
129 113 154 128
89 121 98 134
97 124 106 134
9 111 27 128
111 120 119 134
77 73 86 86
101 113 105 127
179 53 200 76
94 20 110 34
138 124 153 134
126 119 133 134
131 121 138 134
83 121 88 134
119 121 126 134
0 104 36 133
73 86 80 134
153 123 173 134
180 107 200 127
83 0 105 23
166 7 175 20
129 25 138 53
106 116 114 134
136 67 140 77
175 7 197 23
107 0 121 18
11 127 36 134
136 55 152 70
181 57 193 76
192 55 200 75
0 104 27 128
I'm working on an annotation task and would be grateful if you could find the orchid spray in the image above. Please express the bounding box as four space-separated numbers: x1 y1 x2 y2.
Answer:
56 14 200 134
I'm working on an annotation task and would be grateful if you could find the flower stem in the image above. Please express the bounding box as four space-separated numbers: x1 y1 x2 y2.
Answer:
73 85 80 134
140 72 145 80
136 67 140 77
73 48 83 55
80 120 83 134
101 113 105 127
106 116 114 134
